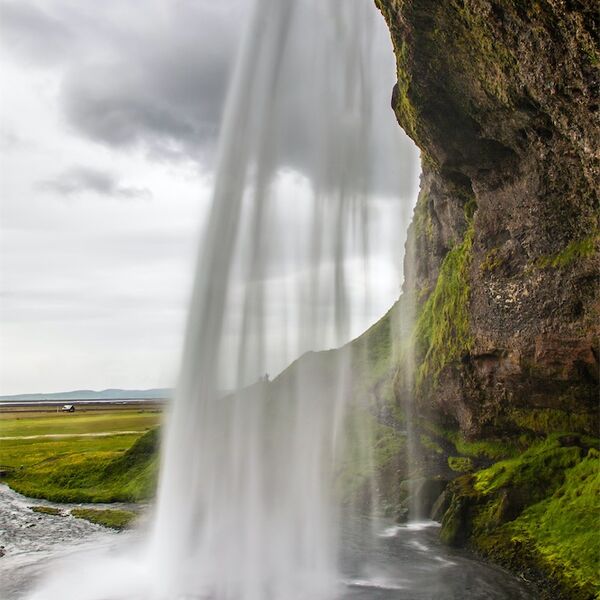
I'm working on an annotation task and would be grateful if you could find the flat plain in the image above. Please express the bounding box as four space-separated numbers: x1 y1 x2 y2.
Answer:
0 404 163 502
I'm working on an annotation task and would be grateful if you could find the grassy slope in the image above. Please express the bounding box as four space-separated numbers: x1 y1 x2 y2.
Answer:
1 411 161 502
0 411 160 437
441 434 600 599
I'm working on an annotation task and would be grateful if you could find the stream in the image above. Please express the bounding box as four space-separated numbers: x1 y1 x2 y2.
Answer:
0 484 534 600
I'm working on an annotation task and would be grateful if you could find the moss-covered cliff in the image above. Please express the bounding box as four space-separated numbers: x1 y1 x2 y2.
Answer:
378 0 599 437
370 1 599 597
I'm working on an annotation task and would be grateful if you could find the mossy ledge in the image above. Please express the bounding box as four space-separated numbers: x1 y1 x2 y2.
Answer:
71 508 137 531
440 435 600 599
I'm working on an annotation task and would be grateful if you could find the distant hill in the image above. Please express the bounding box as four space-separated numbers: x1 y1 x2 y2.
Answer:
0 388 172 402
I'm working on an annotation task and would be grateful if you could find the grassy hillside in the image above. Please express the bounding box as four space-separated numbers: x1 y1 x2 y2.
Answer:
1 410 161 502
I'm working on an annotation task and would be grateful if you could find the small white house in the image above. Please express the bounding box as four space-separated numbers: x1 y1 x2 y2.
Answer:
61 404 75 413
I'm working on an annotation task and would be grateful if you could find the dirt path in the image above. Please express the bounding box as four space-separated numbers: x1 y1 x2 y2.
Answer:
0 430 144 441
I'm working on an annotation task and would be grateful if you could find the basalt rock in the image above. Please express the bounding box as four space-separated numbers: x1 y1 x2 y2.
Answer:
376 0 599 438
374 3 599 595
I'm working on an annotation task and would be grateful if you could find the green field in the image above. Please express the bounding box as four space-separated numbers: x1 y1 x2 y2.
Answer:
0 410 161 438
0 408 162 502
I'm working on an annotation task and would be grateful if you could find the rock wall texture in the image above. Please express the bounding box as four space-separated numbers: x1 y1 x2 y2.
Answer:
367 2 599 597
376 0 599 439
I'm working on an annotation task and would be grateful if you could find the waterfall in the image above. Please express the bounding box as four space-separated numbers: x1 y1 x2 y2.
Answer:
150 1 377 597
25 0 417 598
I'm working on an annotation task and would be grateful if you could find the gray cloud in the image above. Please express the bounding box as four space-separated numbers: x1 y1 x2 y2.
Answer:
60 5 237 162
39 167 152 200
0 126 24 150
0 0 416 195
0 1 77 65
0 0 239 160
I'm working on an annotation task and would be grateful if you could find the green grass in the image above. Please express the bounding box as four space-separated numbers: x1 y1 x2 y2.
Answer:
0 411 160 437
71 508 137 530
1 434 142 469
30 505 64 516
2 411 161 502
24 427 157 502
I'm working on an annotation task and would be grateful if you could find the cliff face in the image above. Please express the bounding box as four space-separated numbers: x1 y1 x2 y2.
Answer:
366 2 599 597
376 0 599 438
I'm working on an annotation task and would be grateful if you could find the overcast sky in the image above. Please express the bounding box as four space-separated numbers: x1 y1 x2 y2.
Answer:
0 0 418 395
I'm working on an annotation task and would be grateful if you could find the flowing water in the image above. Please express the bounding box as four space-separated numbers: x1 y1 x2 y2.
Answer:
1 485 533 599
3 0 535 598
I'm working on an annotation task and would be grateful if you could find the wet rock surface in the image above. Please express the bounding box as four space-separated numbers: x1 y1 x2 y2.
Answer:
377 0 599 439
372 2 599 597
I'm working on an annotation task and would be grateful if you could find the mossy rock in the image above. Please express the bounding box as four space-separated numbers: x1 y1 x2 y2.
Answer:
440 498 473 546
30 506 64 517
448 456 474 472
71 508 137 530
439 435 600 598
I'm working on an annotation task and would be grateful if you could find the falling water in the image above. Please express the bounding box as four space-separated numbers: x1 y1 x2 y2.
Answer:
150 1 379 598
24 0 417 599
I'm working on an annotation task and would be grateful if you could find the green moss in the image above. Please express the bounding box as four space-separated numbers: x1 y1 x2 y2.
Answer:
336 405 407 513
30 505 63 516
373 421 406 469
420 433 444 455
420 420 520 460
393 40 420 140
480 248 504 273
351 308 394 388
504 448 600 598
350 301 406 426
536 232 598 269
448 456 474 472
373 1 420 141
71 508 137 530
509 408 598 436
336 407 375 499
454 435 519 461
372 422 407 515
463 197 477 221
414 222 474 389
441 435 600 597
473 436 582 499
445 1 517 105
413 192 434 242
440 475 477 546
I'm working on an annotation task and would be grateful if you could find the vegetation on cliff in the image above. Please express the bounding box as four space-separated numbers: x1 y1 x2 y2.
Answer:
441 434 600 599
414 218 474 390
